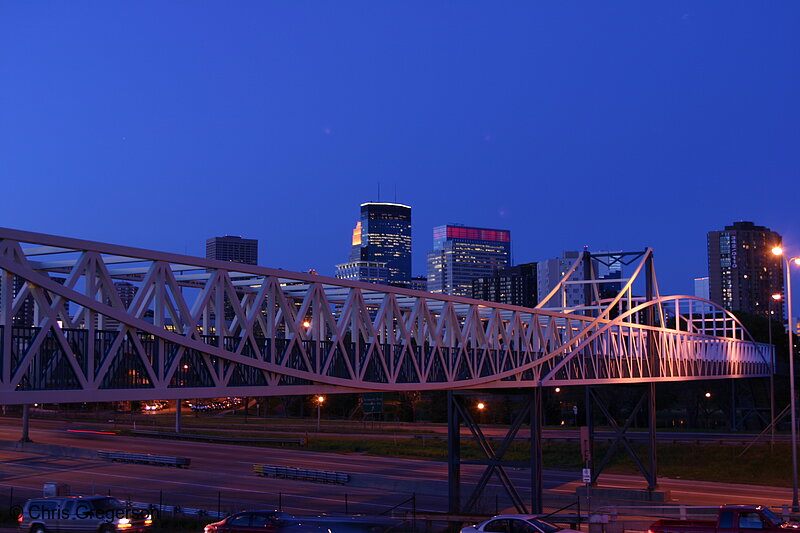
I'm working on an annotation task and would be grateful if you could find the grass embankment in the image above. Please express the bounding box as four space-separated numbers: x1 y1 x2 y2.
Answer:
121 424 793 488
302 437 792 487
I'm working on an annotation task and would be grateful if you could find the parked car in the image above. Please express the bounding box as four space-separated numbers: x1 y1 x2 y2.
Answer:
18 496 152 533
461 515 581 533
203 510 400 533
648 505 796 533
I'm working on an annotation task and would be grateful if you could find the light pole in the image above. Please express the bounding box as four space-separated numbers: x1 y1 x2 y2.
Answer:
769 293 782 449
316 395 325 431
772 246 799 510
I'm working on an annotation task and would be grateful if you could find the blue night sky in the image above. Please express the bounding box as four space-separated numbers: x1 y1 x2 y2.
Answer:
1 2 798 299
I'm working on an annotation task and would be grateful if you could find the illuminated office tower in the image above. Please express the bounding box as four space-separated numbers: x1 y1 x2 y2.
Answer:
426 225 511 297
349 203 412 287
707 221 783 319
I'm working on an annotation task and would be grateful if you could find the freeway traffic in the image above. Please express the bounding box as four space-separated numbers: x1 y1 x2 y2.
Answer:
0 417 793 518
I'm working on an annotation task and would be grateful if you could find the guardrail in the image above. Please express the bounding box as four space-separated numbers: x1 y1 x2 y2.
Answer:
130 430 307 446
98 450 191 468
253 463 350 484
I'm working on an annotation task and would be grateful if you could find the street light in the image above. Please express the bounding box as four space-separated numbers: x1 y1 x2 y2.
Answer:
476 401 486 423
772 246 799 509
316 395 325 431
769 293 782 449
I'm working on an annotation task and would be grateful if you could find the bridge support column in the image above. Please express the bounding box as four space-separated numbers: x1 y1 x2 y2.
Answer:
587 386 657 489
648 383 657 490
447 390 542 515
21 404 31 442
447 391 460 514
175 400 182 434
530 388 543 514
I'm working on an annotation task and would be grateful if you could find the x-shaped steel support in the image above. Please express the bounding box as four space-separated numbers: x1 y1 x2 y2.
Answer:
588 387 656 489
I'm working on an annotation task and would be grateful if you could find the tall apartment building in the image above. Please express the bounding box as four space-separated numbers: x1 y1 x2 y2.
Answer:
694 277 710 300
707 221 783 319
537 251 586 309
426 225 511 297
103 281 139 331
0 276 34 327
348 203 412 287
206 235 258 265
206 235 258 322
472 262 537 308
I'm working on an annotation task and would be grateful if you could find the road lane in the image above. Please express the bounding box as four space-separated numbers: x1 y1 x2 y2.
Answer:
0 421 793 517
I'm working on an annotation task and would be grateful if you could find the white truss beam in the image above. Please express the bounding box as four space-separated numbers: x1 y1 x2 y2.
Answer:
0 227 772 404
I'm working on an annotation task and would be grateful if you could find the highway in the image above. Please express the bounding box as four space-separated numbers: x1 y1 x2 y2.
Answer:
0 418 794 520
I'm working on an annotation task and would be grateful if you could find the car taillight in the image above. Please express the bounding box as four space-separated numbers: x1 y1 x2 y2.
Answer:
17 514 23 523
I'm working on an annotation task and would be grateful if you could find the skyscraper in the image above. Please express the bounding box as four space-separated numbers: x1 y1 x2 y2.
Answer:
694 277 710 300
426 225 511 297
103 281 139 331
206 235 258 265
206 235 258 322
472 262 538 308
0 276 34 327
707 221 783 319
537 251 586 309
348 203 412 287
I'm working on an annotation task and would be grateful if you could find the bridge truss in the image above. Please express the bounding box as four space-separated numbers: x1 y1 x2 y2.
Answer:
0 227 771 405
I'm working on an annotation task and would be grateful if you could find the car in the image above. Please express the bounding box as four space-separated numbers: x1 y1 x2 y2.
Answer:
203 510 400 533
203 511 327 533
460 515 581 533
18 496 152 533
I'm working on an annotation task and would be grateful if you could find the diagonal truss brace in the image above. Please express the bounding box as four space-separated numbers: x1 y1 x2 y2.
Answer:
587 386 657 489
448 390 543 515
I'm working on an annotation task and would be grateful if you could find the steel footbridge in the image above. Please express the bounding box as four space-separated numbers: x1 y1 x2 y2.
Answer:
0 227 771 404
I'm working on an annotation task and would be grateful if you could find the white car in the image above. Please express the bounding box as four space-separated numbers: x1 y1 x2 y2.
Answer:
461 515 581 533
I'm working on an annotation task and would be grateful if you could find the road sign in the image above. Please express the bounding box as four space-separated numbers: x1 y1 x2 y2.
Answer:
361 393 383 414
582 468 591 483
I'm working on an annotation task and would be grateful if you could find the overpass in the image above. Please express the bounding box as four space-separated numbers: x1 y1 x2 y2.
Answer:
0 227 773 513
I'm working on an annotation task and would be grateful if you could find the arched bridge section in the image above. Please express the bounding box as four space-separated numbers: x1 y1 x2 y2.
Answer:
0 227 771 404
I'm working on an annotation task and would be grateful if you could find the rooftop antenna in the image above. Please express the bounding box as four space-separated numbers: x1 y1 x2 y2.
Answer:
394 184 397 203
377 183 380 202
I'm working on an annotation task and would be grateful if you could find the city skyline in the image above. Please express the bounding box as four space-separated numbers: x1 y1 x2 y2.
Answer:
1 3 798 304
